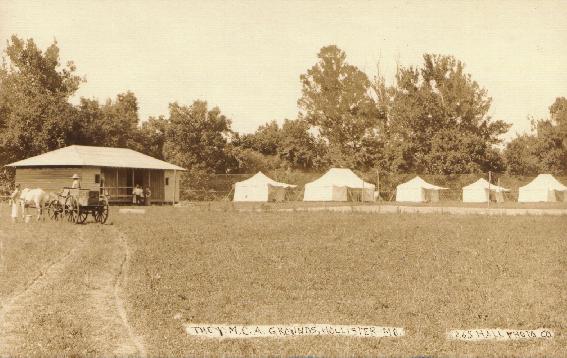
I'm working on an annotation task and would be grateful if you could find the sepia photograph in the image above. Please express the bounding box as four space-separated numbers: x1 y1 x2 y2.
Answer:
0 0 566 356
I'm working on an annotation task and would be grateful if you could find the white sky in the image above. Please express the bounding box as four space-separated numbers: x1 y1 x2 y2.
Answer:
1 0 566 141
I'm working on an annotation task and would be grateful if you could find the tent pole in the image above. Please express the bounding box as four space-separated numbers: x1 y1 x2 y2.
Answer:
362 175 364 203
377 170 380 204
497 176 501 207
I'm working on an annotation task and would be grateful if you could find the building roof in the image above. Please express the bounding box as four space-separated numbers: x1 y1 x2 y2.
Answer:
6 145 186 171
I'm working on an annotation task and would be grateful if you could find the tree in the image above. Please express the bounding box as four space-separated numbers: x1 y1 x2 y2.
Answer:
277 118 324 170
138 115 168 159
0 35 83 165
298 45 383 168
163 100 233 172
227 146 283 174
382 54 510 174
75 97 105 145
505 97 567 175
504 134 545 175
231 120 281 156
549 97 567 150
99 91 142 149
229 118 326 171
161 100 235 198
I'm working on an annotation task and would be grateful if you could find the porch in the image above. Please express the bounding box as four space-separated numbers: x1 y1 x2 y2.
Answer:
101 167 169 204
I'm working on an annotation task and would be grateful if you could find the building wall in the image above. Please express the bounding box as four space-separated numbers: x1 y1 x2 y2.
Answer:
15 167 101 193
164 169 181 203
16 166 175 204
149 170 165 201
80 167 101 190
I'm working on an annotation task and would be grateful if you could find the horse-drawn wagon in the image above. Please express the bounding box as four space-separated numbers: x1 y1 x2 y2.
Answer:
47 188 109 224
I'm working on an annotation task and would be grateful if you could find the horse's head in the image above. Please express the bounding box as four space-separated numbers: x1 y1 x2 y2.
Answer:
19 188 30 199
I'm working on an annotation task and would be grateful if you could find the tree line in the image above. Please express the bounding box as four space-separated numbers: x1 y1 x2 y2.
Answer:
1 35 566 192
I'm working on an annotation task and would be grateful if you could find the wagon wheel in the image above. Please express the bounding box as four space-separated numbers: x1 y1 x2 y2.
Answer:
64 196 79 223
95 198 109 224
47 199 62 221
76 207 88 224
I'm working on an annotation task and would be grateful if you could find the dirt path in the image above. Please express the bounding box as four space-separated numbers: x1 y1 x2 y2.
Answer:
111 229 147 357
0 225 146 356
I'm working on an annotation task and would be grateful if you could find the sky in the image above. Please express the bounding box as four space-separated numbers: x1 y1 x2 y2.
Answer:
1 0 566 141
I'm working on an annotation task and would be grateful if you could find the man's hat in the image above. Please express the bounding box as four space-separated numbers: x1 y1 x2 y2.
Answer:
72 174 80 179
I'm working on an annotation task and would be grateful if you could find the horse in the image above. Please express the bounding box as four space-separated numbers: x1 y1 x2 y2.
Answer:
19 188 55 221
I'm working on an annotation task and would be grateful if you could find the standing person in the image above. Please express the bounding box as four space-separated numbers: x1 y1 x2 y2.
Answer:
10 184 21 223
133 185 143 205
71 174 81 189
144 186 152 206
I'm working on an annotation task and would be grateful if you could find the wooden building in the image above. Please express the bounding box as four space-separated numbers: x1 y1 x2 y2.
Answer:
7 145 186 204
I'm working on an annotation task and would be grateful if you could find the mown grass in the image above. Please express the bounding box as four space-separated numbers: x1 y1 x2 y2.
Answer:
0 210 78 300
117 206 567 357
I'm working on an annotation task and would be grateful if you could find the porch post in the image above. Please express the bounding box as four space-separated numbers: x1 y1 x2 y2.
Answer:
173 169 177 205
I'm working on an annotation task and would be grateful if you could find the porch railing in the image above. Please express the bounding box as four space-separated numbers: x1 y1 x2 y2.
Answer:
100 186 164 202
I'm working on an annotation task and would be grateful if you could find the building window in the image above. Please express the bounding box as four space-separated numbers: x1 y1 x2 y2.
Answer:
165 177 169 186
95 174 101 184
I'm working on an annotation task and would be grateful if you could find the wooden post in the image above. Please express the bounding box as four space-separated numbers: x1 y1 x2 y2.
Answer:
173 169 177 205
115 168 118 199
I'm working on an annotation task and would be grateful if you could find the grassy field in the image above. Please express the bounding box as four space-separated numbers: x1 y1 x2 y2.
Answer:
181 200 567 211
0 204 565 356
117 207 566 356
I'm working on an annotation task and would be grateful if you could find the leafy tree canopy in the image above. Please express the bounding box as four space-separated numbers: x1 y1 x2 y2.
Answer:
298 45 383 168
381 54 510 174
0 36 83 164
505 97 567 175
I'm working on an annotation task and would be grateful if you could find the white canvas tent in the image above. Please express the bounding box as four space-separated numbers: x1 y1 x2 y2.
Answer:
233 172 296 202
517 174 567 202
395 176 448 203
462 178 510 203
303 168 375 202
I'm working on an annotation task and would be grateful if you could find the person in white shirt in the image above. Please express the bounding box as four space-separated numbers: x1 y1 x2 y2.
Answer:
133 185 143 205
71 174 81 189
10 184 21 223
